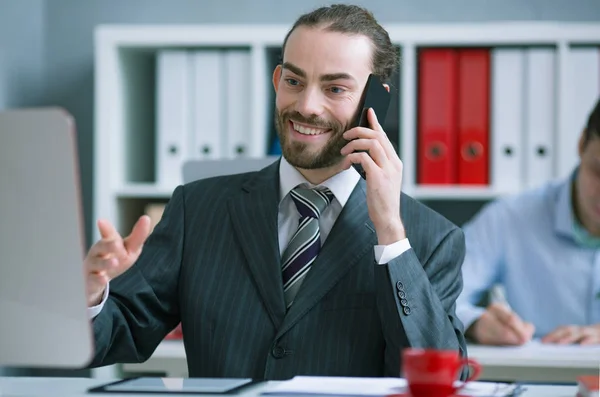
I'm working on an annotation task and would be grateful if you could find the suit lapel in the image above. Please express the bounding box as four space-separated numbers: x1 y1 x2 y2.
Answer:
228 160 286 329
276 179 376 339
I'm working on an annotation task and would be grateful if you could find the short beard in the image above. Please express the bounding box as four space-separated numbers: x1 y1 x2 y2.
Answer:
275 108 351 169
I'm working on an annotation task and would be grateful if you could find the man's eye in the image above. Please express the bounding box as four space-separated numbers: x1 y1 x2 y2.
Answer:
329 87 344 94
286 79 299 86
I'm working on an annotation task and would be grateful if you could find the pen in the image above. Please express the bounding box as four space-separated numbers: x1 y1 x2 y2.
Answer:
490 286 512 312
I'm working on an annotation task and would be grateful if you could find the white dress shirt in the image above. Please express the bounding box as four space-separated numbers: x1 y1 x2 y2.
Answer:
89 157 411 318
277 156 411 262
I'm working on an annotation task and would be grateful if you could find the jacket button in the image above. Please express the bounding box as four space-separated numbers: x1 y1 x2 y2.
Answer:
400 299 409 306
396 281 404 291
272 346 285 359
403 306 411 315
398 290 406 299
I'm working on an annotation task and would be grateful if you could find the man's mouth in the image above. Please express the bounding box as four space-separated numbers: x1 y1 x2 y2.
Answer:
291 121 331 136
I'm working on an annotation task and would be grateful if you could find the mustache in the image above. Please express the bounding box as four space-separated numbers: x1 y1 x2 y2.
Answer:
282 111 339 130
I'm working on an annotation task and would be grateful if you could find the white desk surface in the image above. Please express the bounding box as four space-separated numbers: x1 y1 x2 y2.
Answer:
140 340 600 368
467 341 600 383
0 377 579 397
467 340 600 368
121 340 600 382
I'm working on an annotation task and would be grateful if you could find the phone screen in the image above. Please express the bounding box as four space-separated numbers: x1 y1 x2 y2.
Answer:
350 74 391 179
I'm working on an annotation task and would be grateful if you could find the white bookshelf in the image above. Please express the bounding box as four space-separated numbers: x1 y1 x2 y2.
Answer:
94 22 600 240
94 23 599 376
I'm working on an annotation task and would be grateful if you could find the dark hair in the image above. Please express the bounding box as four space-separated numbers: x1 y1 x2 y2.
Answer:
281 4 399 83
584 98 600 146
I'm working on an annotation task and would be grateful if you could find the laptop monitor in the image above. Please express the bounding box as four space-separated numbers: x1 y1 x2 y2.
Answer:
0 108 93 368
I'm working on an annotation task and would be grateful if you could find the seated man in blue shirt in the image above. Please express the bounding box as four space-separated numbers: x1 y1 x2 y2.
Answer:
456 98 600 346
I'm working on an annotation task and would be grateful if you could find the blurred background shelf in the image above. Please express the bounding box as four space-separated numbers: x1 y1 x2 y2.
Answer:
95 22 600 241
407 186 517 201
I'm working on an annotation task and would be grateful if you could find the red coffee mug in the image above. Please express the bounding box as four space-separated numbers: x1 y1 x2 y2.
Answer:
401 348 481 397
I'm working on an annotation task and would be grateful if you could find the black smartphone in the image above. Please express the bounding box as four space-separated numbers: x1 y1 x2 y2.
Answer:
349 74 391 179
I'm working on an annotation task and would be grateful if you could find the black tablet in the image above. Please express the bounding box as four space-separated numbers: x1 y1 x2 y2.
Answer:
88 377 257 394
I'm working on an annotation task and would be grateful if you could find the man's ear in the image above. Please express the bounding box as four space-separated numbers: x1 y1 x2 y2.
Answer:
383 83 390 93
273 64 282 92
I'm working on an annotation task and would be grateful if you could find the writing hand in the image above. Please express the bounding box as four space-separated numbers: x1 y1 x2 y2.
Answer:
468 303 535 345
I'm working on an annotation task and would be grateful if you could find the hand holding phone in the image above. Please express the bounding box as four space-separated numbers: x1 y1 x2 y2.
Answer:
341 74 405 245
349 74 391 179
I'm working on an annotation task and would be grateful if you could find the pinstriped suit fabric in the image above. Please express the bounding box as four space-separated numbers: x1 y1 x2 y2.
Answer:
89 159 467 380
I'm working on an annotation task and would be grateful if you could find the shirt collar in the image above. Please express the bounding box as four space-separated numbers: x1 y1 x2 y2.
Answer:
278 156 361 207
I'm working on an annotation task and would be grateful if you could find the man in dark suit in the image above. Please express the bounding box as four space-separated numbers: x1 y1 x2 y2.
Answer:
86 4 467 379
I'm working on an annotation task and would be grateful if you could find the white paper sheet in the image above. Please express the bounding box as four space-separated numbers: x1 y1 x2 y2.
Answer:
261 376 523 397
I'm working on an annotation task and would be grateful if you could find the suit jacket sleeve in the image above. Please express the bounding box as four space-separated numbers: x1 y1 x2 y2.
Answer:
374 219 467 378
88 185 185 368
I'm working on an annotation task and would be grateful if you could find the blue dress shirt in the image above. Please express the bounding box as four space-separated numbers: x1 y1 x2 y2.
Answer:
456 168 600 338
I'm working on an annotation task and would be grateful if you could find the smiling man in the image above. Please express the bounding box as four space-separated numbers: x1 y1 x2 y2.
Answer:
85 4 468 379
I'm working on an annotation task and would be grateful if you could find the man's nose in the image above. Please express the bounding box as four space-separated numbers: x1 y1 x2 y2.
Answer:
295 87 325 119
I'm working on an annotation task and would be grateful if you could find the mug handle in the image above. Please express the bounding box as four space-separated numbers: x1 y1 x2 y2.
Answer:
462 358 482 382
454 358 482 392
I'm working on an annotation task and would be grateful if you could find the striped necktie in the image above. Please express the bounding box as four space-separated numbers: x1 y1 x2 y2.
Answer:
281 186 334 309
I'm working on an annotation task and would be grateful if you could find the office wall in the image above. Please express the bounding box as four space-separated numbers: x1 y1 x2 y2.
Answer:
0 0 44 377
0 0 45 110
0 0 594 246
